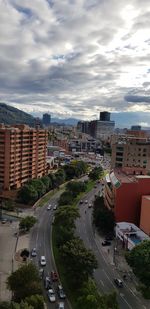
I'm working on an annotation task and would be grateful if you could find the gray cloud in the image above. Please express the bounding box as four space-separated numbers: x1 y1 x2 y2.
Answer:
0 0 150 124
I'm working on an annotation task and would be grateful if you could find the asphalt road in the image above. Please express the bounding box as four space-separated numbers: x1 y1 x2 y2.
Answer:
75 183 149 309
30 189 68 309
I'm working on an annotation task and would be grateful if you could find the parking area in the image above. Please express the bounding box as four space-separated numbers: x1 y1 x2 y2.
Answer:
0 220 19 301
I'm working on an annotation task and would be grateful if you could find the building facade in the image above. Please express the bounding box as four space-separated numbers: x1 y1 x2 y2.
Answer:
140 196 150 236
111 135 150 175
43 113 51 126
0 124 48 191
103 170 150 225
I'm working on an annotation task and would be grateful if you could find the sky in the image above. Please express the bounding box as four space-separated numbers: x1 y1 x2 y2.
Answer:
0 0 150 127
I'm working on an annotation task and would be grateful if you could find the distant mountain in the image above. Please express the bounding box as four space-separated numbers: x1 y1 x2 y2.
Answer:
0 103 36 126
51 117 79 125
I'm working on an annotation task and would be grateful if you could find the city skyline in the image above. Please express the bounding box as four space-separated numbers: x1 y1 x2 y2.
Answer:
0 0 150 126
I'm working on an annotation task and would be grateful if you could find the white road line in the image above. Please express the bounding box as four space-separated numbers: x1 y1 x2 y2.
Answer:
121 295 133 309
102 269 115 288
100 279 104 287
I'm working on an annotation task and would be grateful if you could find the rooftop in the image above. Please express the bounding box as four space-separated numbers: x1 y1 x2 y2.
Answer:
116 222 149 242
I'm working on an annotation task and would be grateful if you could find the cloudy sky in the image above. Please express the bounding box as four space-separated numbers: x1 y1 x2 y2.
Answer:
1 0 150 127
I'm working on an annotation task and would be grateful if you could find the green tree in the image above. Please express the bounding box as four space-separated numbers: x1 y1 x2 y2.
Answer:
18 185 38 204
89 166 103 181
19 216 37 231
93 196 115 234
61 237 98 285
55 206 79 228
58 191 74 206
7 263 42 302
126 240 150 297
24 294 44 309
41 176 51 191
63 164 76 180
66 181 86 197
29 179 46 198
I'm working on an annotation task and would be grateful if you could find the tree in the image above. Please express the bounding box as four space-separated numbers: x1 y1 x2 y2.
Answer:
61 237 98 285
93 196 115 234
18 185 38 204
89 166 103 181
7 263 42 302
66 181 86 197
29 179 46 198
19 216 37 231
126 240 150 297
54 206 79 228
24 294 44 309
58 191 74 206
63 164 76 180
41 176 51 191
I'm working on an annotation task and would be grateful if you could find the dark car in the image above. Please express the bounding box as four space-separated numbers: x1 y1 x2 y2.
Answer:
51 270 58 282
102 240 111 246
58 284 66 299
44 276 52 289
114 278 123 288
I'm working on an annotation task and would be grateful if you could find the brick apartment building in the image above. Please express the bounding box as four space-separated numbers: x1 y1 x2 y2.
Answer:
0 124 48 191
111 133 150 175
103 170 150 226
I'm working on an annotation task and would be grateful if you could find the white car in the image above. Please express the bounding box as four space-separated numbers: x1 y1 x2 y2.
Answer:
57 302 65 309
47 205 52 210
85 200 88 204
40 256 46 266
53 205 57 210
47 288 56 302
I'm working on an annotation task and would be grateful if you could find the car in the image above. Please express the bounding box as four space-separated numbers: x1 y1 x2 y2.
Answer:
47 288 56 302
94 185 97 188
31 248 37 257
102 240 111 246
53 205 57 210
47 205 52 210
58 284 66 299
39 268 44 279
44 276 52 289
57 302 65 309
85 200 88 204
51 270 58 282
80 200 83 204
114 278 123 288
88 203 92 208
1 219 7 224
40 256 46 266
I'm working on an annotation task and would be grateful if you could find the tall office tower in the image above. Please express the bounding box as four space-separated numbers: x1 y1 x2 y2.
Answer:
77 121 89 134
100 111 110 121
0 124 48 191
89 112 115 139
131 125 141 131
43 113 51 126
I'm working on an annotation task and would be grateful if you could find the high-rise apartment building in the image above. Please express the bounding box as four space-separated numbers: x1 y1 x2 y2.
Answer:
43 113 51 126
111 135 150 175
100 111 110 121
0 124 48 191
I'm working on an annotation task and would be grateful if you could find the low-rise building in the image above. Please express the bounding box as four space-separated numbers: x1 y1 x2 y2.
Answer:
116 222 149 250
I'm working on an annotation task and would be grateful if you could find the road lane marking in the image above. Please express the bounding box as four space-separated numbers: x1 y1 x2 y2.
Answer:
100 279 104 286
121 295 133 309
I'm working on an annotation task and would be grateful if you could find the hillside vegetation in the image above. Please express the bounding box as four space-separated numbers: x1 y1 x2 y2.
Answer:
0 103 36 126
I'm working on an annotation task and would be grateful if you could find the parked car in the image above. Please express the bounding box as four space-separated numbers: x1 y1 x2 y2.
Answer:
53 205 57 210
40 256 46 266
57 302 65 309
114 278 123 288
102 240 111 246
47 205 52 210
47 288 56 302
1 219 7 224
88 203 92 208
44 276 52 289
80 200 83 204
31 248 37 257
51 270 58 282
58 284 66 299
85 200 88 204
